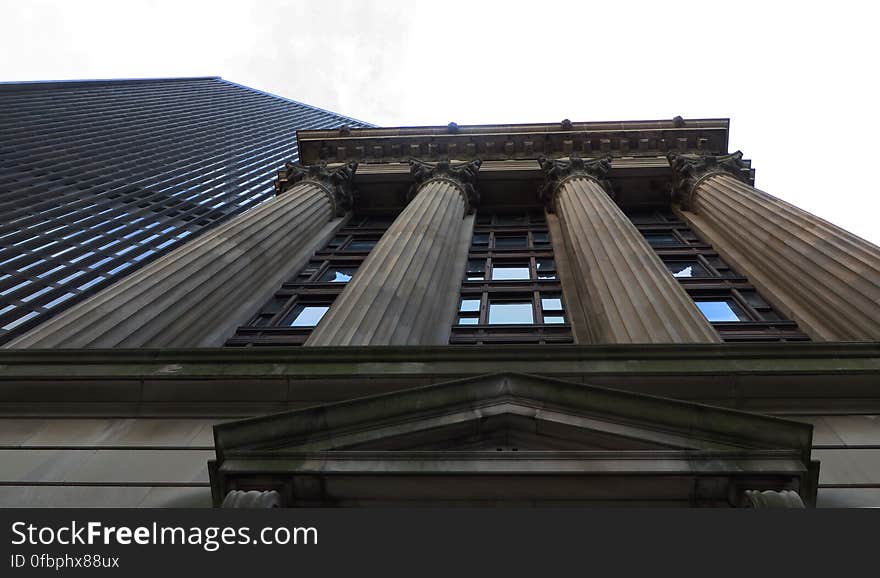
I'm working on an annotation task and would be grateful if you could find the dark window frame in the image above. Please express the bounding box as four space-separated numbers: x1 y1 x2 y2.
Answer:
628 208 809 343
451 210 572 345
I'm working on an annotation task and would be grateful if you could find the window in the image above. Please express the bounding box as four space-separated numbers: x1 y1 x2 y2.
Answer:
491 264 530 280
488 301 534 324
466 260 486 281
227 214 395 346
627 208 808 343
665 261 709 278
345 238 378 252
536 258 557 279
695 300 747 322
644 233 682 247
318 267 356 283
451 211 572 345
288 305 330 327
494 235 528 249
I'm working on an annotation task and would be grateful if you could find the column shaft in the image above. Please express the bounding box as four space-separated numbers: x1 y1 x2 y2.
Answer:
6 180 339 348
554 175 719 343
683 172 880 341
306 178 469 346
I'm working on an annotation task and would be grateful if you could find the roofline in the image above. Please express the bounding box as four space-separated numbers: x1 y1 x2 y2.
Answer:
0 76 221 91
217 78 376 128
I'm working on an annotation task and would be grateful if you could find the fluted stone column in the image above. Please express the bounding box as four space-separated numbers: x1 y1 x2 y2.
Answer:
306 159 481 346
5 162 357 348
670 151 880 342
540 155 719 344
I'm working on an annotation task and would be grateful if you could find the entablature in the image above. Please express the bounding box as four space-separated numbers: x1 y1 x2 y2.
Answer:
297 118 731 165
291 118 753 211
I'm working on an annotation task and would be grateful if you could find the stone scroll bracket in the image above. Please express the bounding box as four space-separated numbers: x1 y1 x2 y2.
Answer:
537 154 614 213
667 151 753 212
274 161 359 217
408 158 482 214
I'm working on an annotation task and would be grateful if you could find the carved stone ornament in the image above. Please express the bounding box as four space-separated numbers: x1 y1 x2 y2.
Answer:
537 154 613 212
743 489 806 509
274 161 358 216
667 151 750 211
409 158 482 214
221 489 282 508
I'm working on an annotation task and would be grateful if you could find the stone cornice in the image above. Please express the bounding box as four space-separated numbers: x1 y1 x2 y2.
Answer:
668 151 754 211
409 159 482 213
296 118 730 165
274 161 358 216
538 154 613 211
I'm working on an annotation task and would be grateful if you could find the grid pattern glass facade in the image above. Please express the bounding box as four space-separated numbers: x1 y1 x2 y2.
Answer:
0 77 371 343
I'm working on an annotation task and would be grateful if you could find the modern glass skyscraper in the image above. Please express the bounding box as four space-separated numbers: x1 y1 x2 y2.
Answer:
0 77 370 343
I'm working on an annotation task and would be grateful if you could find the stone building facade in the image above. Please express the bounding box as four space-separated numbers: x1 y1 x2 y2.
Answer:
1 116 879 507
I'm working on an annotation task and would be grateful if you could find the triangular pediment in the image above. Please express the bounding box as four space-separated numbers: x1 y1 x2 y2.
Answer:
214 372 813 459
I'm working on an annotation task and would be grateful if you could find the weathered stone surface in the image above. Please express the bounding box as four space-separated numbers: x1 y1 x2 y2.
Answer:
305 160 479 346
541 156 719 343
674 159 880 341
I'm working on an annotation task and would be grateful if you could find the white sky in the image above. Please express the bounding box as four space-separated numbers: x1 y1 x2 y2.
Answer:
2 0 878 244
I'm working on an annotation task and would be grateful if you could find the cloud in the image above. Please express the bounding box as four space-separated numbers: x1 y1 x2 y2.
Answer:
1 0 878 243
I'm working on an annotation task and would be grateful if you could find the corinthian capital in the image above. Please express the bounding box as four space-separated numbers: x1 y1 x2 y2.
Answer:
667 151 749 211
538 154 613 211
409 158 482 214
275 161 358 216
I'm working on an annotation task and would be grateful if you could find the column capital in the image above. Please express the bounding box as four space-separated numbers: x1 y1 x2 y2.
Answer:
538 154 613 212
409 158 482 214
667 151 749 211
275 161 358 216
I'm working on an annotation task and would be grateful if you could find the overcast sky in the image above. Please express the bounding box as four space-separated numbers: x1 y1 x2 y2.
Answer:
2 0 878 244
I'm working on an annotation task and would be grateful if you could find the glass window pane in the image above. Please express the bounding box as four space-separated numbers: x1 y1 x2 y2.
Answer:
492 265 530 280
318 267 356 283
471 233 489 246
532 232 550 246
695 300 747 322
494 235 528 249
488 302 534 324
466 259 486 280
345 239 377 251
363 216 393 227
666 261 709 278
264 296 287 314
457 316 479 325
459 298 480 312
741 290 770 309
644 233 681 247
326 236 346 249
536 258 556 279
495 214 527 226
541 296 563 311
289 305 329 327
543 315 566 324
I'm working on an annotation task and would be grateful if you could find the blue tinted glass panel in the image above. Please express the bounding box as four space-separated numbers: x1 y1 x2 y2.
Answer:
290 306 329 327
488 302 534 324
696 300 746 322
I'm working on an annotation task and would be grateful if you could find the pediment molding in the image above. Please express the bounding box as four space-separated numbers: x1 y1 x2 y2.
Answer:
210 372 818 507
213 372 812 460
